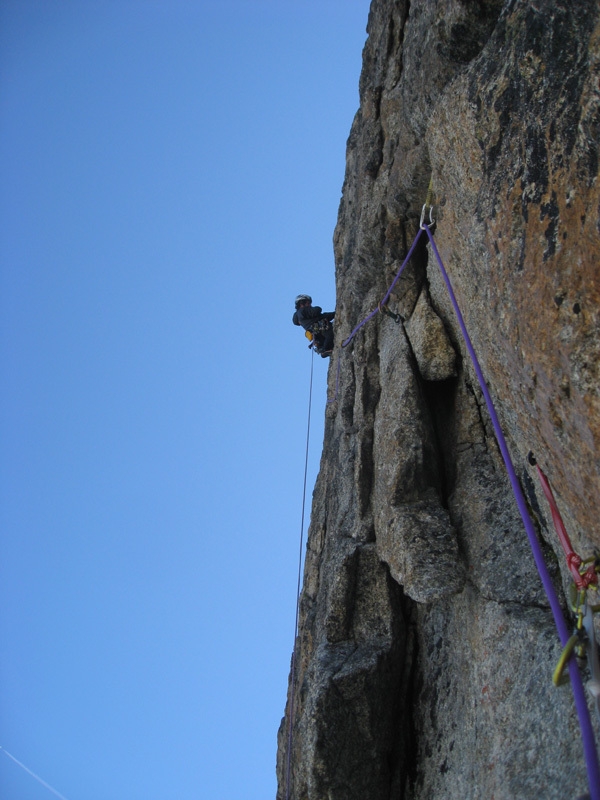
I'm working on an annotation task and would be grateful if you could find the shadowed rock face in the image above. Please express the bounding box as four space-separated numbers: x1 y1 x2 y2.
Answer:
277 1 600 798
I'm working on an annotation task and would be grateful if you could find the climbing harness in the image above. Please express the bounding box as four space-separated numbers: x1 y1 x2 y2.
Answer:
311 319 332 334
285 348 314 800
304 320 334 356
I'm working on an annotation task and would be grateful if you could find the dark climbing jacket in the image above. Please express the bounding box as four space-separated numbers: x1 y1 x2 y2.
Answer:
292 306 335 331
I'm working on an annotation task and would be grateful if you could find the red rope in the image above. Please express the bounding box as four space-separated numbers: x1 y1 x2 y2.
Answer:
535 464 597 591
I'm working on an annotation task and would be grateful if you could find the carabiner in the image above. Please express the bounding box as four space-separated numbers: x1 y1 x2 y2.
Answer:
553 633 583 686
420 203 435 229
378 301 403 324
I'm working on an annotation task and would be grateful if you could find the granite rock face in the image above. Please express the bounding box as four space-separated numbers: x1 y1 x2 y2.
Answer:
277 1 600 798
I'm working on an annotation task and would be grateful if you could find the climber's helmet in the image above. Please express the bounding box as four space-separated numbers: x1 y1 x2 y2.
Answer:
295 294 312 309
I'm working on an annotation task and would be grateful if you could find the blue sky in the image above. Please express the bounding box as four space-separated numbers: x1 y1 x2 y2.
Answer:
0 2 368 798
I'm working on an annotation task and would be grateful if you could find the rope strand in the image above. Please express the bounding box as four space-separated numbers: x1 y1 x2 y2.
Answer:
285 348 314 800
342 226 425 348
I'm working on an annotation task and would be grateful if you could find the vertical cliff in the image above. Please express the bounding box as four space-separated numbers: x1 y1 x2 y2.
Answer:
277 1 600 798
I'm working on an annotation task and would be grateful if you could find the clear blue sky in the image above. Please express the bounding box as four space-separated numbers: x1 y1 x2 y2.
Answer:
0 1 367 798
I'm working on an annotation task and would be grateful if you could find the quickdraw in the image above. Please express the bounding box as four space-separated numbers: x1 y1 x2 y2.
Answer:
553 585 600 725
530 458 600 719
378 300 403 323
553 588 599 676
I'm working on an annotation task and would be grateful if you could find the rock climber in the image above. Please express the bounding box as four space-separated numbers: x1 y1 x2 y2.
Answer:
292 294 335 357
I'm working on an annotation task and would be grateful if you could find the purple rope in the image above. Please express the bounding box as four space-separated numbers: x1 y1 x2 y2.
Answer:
423 223 600 799
323 224 425 406
342 226 425 347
